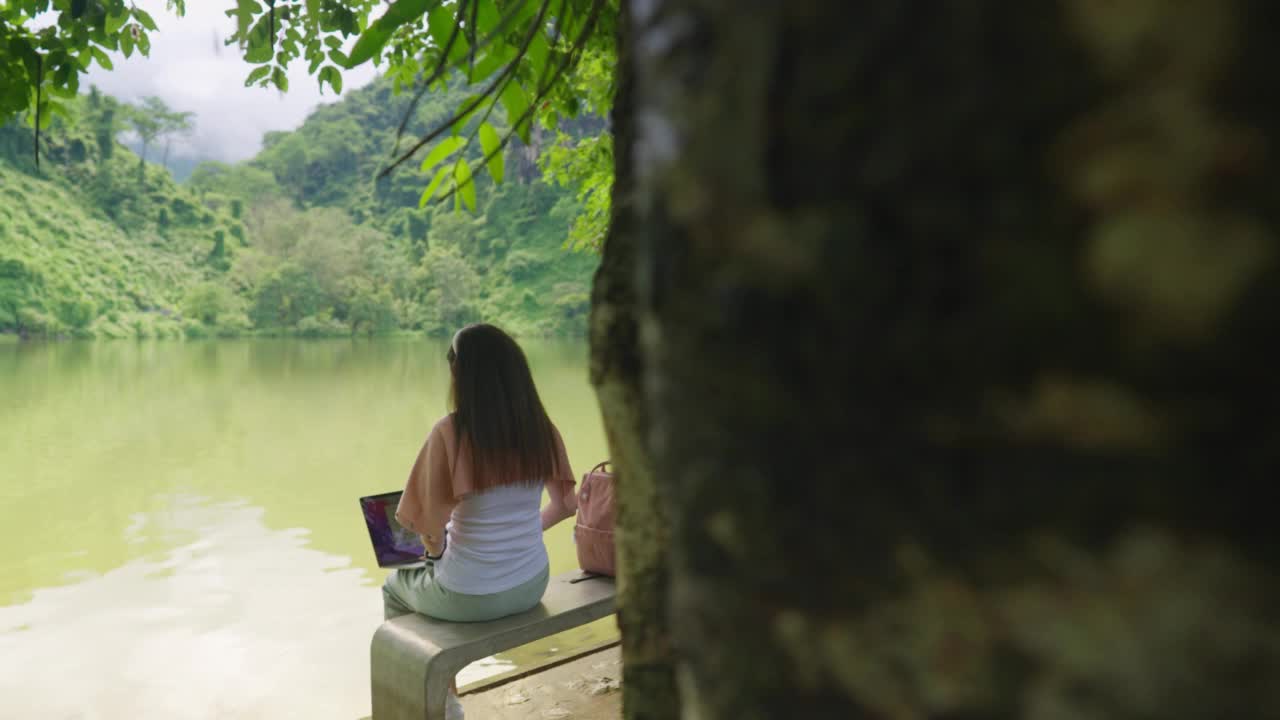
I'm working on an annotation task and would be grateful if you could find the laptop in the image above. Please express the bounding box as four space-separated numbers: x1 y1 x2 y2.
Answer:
359 490 427 568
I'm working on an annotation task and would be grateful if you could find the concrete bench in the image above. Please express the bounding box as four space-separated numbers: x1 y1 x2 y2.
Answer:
370 572 617 720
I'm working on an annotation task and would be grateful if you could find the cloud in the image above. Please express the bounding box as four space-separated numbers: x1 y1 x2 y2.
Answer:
84 0 377 163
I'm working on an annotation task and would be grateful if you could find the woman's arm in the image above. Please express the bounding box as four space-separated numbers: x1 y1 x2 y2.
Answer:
397 425 459 556
541 489 575 530
541 426 578 531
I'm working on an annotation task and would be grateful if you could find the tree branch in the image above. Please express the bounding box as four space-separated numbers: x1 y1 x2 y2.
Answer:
391 0 473 154
435 0 604 204
378 0 554 179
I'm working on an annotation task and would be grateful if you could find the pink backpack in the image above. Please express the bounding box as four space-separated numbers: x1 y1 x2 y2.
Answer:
574 461 616 576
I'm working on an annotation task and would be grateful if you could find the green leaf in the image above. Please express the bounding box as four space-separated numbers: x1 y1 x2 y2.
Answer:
499 82 530 142
245 46 274 64
328 49 349 66
428 4 469 62
380 0 436 30
476 0 499 37
454 159 476 212
419 136 466 173
318 66 343 95
271 66 289 92
244 15 275 64
104 10 129 35
526 32 550 75
510 0 540 29
36 100 53 129
345 28 388 67
53 62 72 88
47 84 78 100
90 46 113 70
468 50 505 83
120 31 135 59
236 0 263 38
426 4 453 46
449 93 487 130
478 121 503 184
335 7 359 35
244 65 271 86
133 9 159 31
47 100 71 120
419 163 451 207
136 28 151 56
347 0 435 67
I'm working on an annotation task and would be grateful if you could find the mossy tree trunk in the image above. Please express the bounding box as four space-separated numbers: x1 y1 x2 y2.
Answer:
589 2 679 718
595 0 1280 718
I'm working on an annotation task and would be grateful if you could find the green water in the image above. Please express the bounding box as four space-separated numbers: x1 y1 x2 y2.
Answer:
0 339 615 719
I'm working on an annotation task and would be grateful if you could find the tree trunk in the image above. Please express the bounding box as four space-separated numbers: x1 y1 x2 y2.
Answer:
617 0 1280 718
589 2 679 718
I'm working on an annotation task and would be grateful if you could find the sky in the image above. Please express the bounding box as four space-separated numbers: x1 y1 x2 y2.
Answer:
82 0 378 164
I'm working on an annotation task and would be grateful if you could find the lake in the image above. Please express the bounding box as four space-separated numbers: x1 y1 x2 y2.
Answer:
0 338 615 720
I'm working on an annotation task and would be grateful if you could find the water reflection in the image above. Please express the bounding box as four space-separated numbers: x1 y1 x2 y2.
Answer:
0 495 513 719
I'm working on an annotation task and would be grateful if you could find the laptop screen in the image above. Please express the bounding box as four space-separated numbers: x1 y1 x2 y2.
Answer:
359 491 426 567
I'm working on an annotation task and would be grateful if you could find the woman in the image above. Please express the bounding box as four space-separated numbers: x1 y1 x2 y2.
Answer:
383 323 578 719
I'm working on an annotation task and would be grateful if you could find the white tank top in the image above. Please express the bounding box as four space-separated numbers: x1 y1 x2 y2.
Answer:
433 483 548 595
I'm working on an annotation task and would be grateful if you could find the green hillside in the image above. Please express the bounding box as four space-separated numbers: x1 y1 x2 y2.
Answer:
1 79 599 340
1 93 244 339
2 163 192 338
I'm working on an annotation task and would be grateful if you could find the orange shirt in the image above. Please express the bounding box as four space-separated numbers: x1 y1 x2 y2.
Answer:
395 414 577 547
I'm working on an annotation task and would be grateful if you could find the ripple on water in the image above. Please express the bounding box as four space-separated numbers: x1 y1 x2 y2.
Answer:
0 497 514 719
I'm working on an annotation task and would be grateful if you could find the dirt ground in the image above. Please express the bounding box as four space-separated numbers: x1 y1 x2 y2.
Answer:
459 645 622 720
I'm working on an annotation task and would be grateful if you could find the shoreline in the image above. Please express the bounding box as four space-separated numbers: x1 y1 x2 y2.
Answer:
0 329 587 344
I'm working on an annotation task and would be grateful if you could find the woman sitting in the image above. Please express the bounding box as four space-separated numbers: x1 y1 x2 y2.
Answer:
384 323 578 719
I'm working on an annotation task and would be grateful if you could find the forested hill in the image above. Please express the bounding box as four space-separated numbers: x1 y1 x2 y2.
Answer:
0 80 599 340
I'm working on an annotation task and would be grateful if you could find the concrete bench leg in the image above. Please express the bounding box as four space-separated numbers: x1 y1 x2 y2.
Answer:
371 619 461 720
371 574 617 719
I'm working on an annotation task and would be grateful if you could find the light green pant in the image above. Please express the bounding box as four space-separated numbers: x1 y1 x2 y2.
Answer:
382 562 550 622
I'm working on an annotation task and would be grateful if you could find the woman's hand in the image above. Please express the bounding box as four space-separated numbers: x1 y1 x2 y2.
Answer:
421 531 446 559
541 493 576 531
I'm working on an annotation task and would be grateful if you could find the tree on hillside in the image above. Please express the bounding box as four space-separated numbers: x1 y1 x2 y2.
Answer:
187 162 281 204
125 96 192 170
159 104 195 169
343 277 398 336
124 101 160 169
182 281 240 326
249 262 326 329
416 244 481 335
86 88 120 162
427 210 489 257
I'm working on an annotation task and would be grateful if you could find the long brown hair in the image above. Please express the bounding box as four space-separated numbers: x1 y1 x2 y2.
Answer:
447 323 558 490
